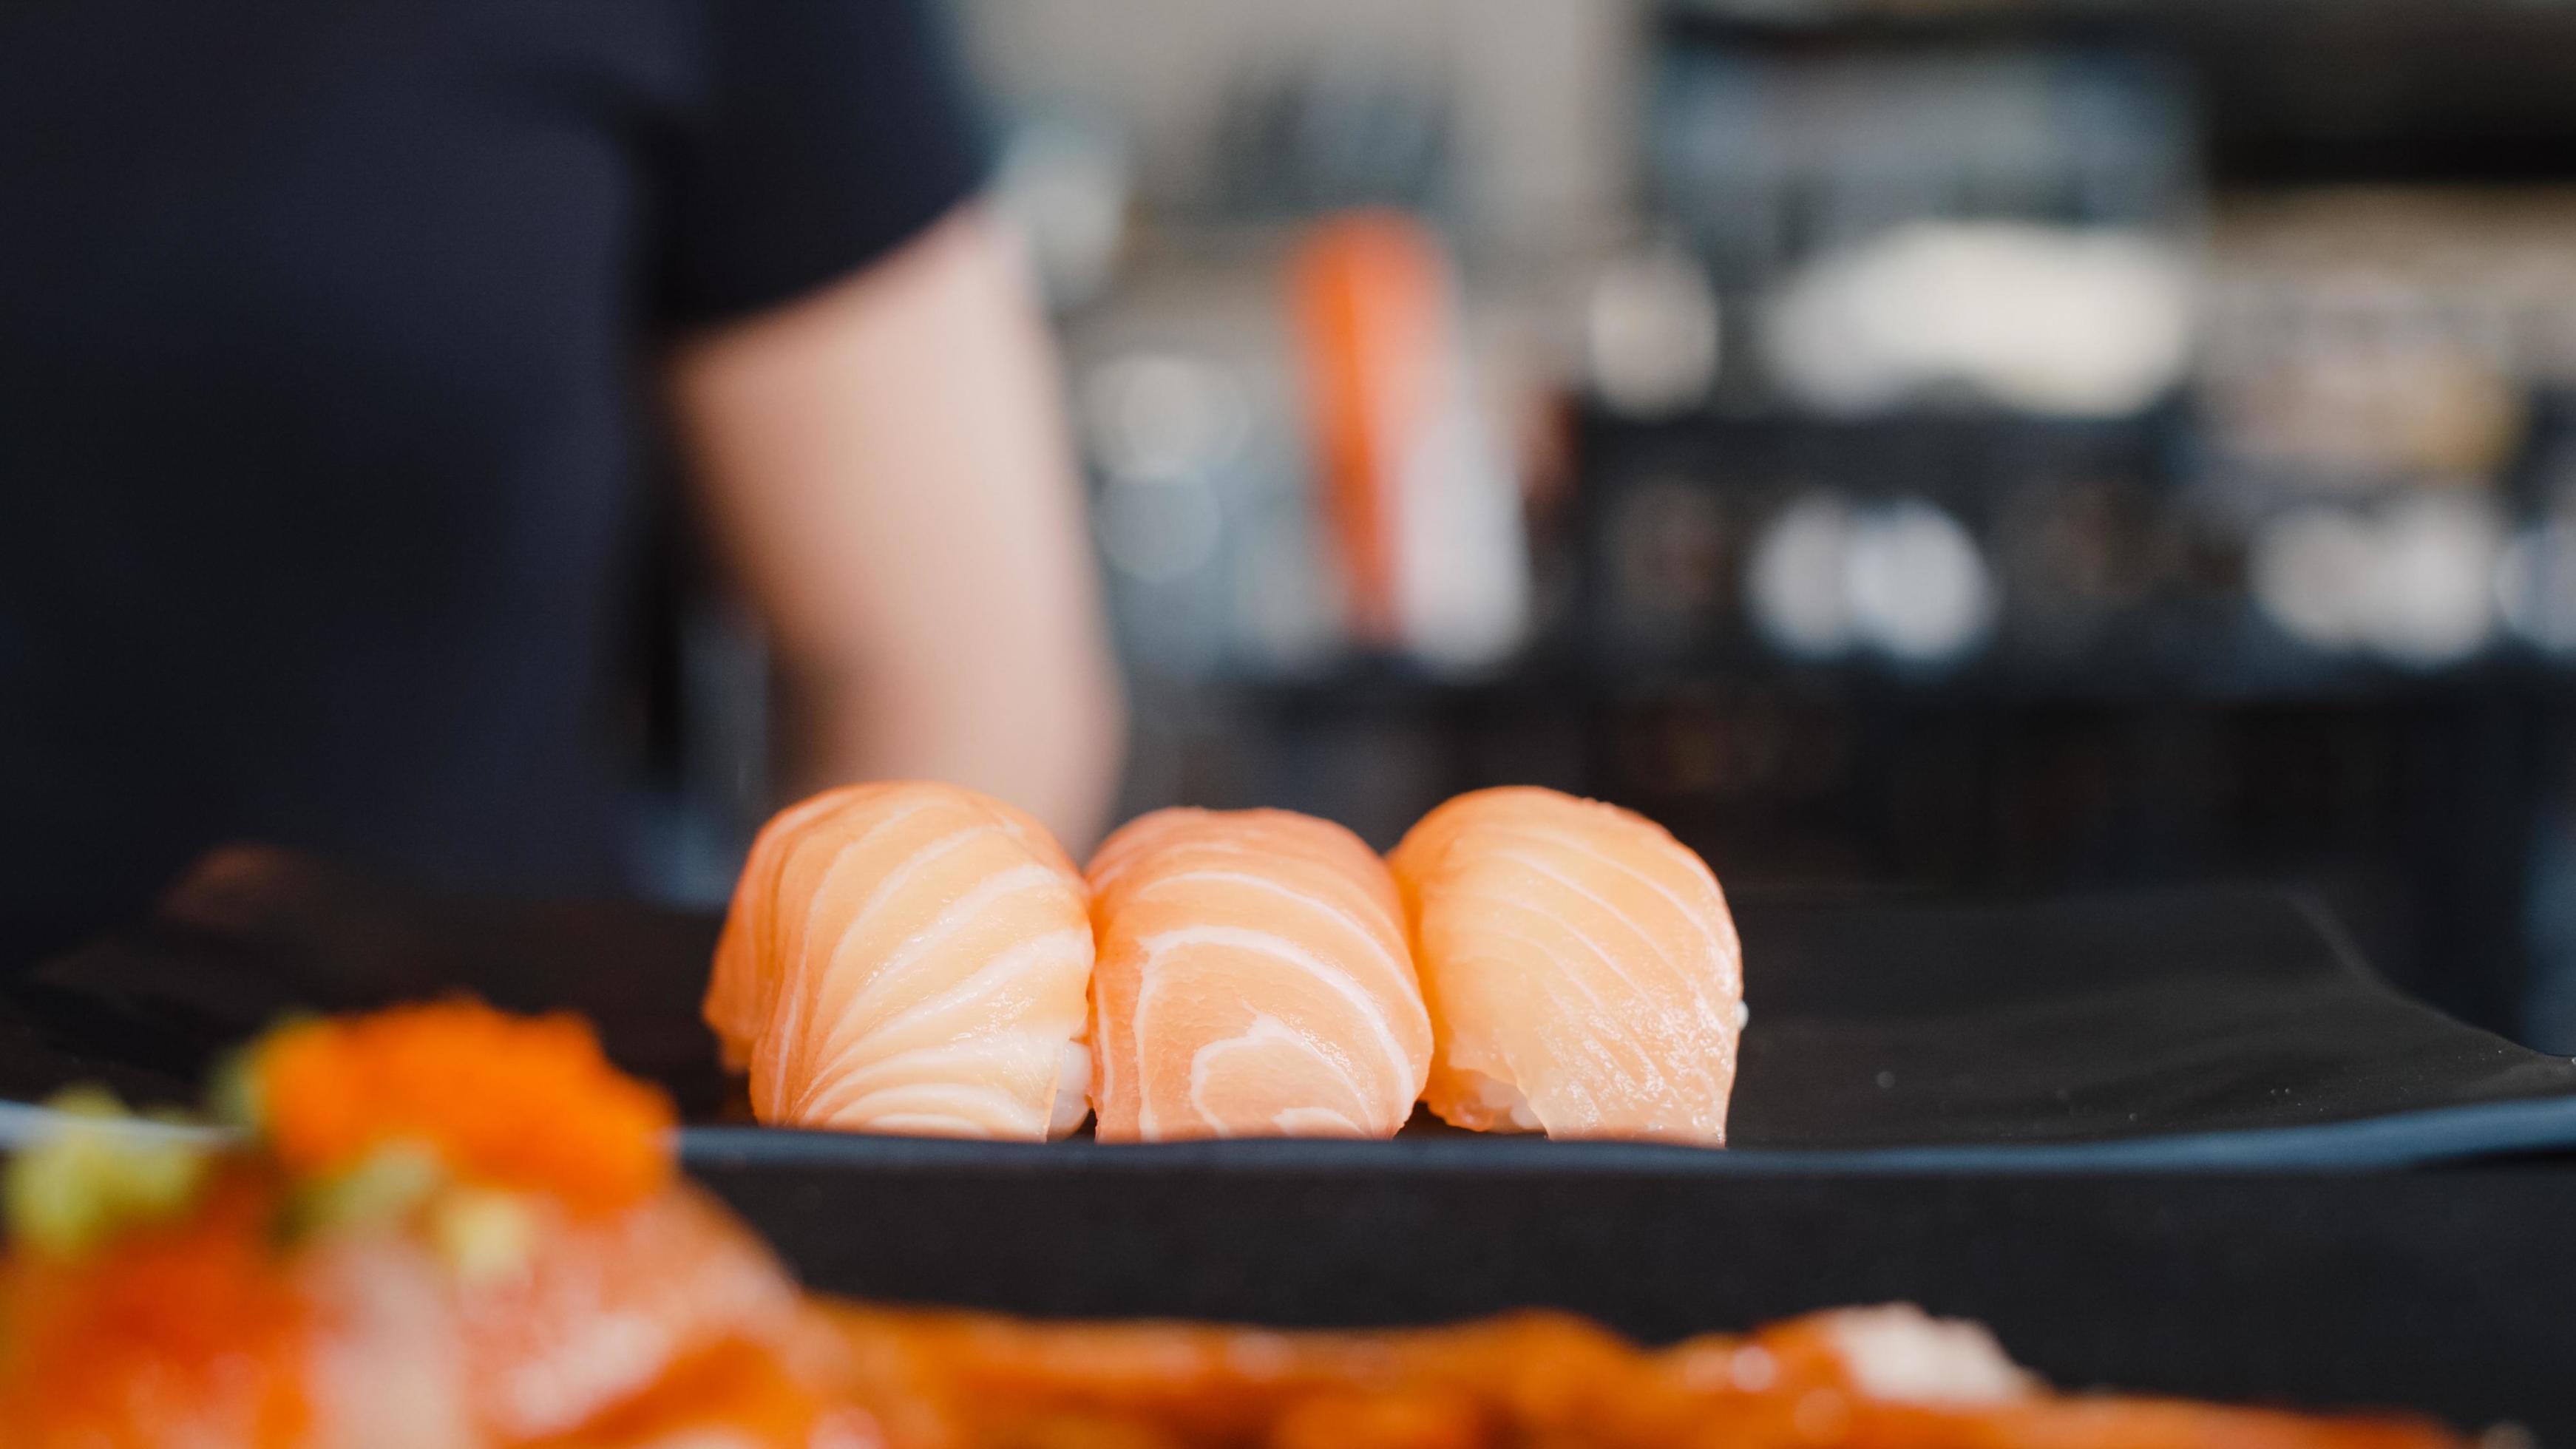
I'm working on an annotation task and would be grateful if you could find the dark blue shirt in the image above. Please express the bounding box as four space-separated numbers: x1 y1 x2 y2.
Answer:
0 0 986 937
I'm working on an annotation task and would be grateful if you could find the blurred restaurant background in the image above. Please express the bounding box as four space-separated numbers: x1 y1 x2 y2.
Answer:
636 0 2576 1053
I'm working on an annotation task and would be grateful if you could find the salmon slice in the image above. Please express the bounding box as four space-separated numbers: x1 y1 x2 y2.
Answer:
705 781 1095 1139
1388 787 1744 1145
1087 808 1433 1141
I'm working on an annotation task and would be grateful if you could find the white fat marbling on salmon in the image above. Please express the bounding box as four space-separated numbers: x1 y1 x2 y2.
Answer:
1270 1104 1368 1135
1138 927 1408 1083
1088 808 1432 1142
790 930 1094 1135
704 782 1097 1141
1390 787 1744 1146
1183 1014 1373 1138
1131 869 1411 988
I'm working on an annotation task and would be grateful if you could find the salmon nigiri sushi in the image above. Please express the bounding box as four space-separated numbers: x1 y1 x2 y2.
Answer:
1388 787 1746 1145
1087 808 1433 1141
706 781 1096 1139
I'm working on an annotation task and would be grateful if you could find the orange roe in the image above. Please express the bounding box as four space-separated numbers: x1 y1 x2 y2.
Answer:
0 1169 311 1449
254 1000 674 1216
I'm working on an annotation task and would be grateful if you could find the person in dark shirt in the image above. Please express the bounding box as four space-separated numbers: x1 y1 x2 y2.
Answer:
0 1 1125 949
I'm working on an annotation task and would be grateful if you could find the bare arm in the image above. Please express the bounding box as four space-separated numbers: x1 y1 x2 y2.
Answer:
668 205 1125 850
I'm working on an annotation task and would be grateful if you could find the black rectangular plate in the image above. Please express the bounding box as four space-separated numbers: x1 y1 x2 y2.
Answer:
15 883 2576 1163
679 886 2576 1169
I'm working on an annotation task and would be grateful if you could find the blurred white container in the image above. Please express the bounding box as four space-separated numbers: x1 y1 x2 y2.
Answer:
1746 492 1995 665
2250 492 2504 666
1761 221 2194 418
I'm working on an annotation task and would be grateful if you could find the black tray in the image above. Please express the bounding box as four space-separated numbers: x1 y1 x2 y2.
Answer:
13 873 2576 1164
685 886 2576 1170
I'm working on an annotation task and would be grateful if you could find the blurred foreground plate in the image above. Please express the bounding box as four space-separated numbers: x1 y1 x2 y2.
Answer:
697 1154 2576 1436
